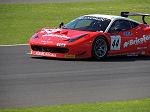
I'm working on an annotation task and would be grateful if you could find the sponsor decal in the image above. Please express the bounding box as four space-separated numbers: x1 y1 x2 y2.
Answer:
47 41 53 44
35 52 44 55
45 29 61 33
124 35 150 48
111 35 121 50
137 46 147 50
41 40 53 44
127 52 139 56
41 40 46 43
109 51 140 56
35 52 56 57
79 16 110 21
64 55 75 58
45 53 56 57
57 43 66 47
42 34 70 39
123 32 132 36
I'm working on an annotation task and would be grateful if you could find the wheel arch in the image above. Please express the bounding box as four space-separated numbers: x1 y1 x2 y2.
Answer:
93 35 110 51
91 35 110 60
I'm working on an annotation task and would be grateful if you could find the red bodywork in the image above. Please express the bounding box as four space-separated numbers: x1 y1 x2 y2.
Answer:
29 24 150 59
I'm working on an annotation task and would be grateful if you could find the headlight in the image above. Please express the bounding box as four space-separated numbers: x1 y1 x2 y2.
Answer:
33 33 39 39
68 34 88 43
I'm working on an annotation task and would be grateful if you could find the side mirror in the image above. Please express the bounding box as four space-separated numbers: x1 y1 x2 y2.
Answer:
59 22 64 28
111 25 121 34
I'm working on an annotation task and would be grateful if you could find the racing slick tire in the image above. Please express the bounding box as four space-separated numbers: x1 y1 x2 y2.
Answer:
92 36 108 60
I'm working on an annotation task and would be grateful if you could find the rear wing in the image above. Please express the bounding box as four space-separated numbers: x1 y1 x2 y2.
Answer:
121 12 150 24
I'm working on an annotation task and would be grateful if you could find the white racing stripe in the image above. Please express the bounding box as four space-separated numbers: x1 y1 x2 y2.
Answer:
0 44 29 47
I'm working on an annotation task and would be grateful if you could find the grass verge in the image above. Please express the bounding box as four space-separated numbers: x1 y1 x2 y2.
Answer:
0 98 150 112
0 0 150 45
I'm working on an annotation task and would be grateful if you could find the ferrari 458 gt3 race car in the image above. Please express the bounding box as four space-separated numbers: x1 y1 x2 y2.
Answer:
29 12 150 60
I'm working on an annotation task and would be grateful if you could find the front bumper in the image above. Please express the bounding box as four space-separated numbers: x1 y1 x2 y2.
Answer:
30 42 92 59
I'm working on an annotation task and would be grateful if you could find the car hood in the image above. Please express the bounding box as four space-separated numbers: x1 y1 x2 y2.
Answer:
37 28 90 41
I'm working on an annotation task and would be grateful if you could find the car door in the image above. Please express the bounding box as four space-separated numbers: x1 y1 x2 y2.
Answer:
107 19 138 55
132 23 149 55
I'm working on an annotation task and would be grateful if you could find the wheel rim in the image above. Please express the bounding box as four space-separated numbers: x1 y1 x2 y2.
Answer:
94 38 107 58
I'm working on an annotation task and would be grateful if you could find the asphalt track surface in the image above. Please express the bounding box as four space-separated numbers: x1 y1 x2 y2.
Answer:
0 45 150 108
0 0 150 109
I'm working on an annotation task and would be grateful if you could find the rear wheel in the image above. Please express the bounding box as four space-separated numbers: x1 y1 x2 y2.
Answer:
92 37 108 60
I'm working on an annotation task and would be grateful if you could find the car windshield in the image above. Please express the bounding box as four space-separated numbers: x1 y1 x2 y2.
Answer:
63 16 111 32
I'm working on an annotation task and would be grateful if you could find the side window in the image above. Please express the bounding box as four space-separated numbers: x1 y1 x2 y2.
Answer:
130 21 139 28
108 20 132 33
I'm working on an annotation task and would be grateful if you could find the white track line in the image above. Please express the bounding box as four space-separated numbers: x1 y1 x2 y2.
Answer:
0 44 29 47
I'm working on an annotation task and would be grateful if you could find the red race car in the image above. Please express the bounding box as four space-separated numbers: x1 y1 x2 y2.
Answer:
29 12 150 60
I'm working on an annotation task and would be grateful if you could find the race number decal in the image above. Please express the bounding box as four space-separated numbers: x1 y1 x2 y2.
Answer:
111 35 121 50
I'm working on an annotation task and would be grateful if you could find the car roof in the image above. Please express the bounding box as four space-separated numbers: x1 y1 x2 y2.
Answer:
84 14 141 24
84 14 121 19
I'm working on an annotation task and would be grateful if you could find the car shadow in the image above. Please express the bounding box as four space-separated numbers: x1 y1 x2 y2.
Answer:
100 56 150 62
31 55 150 62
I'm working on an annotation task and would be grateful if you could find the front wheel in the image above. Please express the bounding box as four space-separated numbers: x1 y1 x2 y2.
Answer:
92 37 108 60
